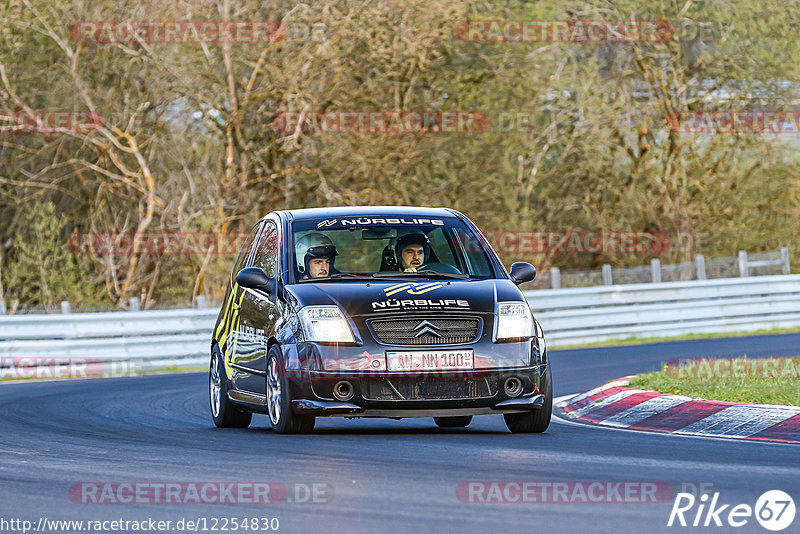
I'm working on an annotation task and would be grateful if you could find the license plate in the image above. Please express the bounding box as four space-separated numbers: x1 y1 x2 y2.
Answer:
385 350 474 371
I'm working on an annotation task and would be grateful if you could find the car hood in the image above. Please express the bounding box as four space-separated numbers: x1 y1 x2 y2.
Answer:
285 279 525 317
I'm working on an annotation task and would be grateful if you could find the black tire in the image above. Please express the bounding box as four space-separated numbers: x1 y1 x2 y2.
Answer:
434 416 472 428
210 344 252 428
266 345 315 434
503 374 552 434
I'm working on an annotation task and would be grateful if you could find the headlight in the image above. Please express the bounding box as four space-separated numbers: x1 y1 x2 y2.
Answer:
495 301 533 341
298 306 356 343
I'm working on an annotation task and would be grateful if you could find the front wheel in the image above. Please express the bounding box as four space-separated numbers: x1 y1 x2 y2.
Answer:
266 345 315 434
434 416 472 428
503 375 552 433
210 345 252 428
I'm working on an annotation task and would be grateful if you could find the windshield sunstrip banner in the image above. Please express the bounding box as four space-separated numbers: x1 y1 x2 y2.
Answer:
315 218 446 228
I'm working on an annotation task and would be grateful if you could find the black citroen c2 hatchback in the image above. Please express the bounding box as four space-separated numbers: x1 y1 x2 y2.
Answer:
209 206 551 433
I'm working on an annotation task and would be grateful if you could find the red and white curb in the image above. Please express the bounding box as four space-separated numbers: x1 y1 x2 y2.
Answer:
557 376 800 444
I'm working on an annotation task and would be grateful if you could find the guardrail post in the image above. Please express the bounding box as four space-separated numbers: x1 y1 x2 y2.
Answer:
129 297 140 311
738 250 748 277
60 301 71 314
601 264 613 285
696 254 706 280
781 247 790 274
650 259 661 283
194 295 207 308
550 267 561 289
0 301 6 315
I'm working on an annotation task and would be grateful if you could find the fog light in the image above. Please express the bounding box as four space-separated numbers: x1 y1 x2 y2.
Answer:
333 380 354 401
504 376 523 397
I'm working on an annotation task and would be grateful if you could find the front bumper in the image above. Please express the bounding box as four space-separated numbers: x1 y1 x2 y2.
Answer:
292 393 545 418
286 363 550 418
281 334 548 418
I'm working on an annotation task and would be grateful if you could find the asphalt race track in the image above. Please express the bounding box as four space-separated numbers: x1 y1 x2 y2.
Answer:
1 333 799 534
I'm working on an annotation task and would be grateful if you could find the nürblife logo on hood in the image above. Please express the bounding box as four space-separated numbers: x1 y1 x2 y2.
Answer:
372 282 469 311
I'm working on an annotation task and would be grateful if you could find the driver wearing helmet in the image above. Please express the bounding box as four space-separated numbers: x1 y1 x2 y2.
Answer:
296 232 338 279
395 232 430 272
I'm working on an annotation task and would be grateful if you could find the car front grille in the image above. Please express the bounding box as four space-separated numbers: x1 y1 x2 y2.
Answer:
362 376 498 401
368 316 481 345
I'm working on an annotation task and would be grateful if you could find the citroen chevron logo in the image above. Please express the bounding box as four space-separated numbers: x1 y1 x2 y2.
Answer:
413 320 441 338
384 281 443 297
317 219 337 228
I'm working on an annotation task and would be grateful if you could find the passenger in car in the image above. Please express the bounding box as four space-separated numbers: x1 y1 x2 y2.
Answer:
295 233 339 279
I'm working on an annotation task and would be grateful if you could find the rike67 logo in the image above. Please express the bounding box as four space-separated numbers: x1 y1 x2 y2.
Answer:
668 490 796 531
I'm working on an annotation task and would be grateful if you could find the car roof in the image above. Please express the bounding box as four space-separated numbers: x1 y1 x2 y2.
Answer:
279 206 460 221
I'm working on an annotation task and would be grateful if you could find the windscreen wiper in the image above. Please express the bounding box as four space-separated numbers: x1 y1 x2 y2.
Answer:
371 270 470 279
298 273 375 282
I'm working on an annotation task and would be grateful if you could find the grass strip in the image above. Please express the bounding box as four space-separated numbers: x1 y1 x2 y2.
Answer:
629 357 800 406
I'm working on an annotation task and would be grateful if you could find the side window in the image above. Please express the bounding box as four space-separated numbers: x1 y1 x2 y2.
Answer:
231 223 261 285
453 228 493 277
427 228 457 266
252 221 279 277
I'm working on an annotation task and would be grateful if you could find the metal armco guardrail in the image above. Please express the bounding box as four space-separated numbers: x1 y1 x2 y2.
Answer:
0 309 216 372
1 275 798 373
526 274 800 346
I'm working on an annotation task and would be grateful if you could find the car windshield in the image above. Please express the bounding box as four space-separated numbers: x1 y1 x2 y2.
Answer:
289 216 497 283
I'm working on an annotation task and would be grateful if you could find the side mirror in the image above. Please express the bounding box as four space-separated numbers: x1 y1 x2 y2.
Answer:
509 262 536 285
236 267 275 296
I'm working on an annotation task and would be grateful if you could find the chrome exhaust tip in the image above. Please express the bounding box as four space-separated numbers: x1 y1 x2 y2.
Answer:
504 376 523 397
332 380 354 401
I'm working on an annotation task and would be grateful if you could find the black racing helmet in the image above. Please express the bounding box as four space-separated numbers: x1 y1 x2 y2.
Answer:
394 232 430 268
295 232 338 274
